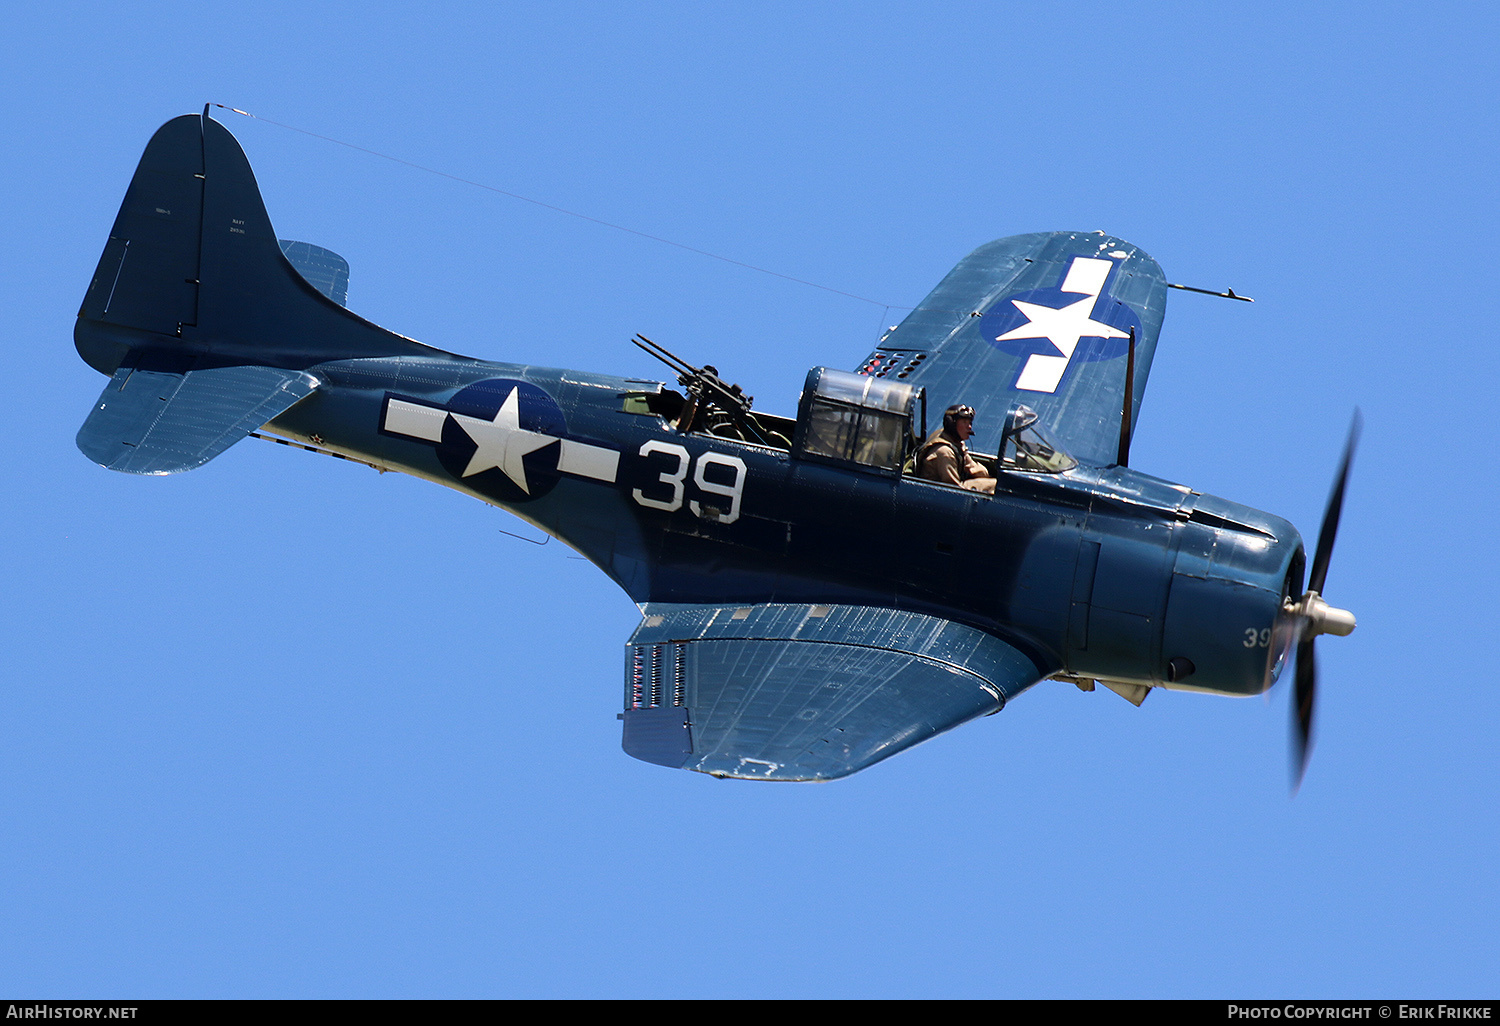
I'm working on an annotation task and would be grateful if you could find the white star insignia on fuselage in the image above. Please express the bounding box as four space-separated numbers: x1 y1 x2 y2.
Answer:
381 387 622 491
449 387 558 491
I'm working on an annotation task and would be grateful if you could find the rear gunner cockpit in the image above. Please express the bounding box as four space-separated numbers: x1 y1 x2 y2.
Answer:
619 361 922 470
621 335 797 448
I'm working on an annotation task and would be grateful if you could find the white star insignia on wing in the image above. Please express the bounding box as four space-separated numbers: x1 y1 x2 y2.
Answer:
993 294 1128 357
449 387 558 491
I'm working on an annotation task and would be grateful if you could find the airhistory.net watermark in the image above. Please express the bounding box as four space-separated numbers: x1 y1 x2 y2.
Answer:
5 1007 137 1019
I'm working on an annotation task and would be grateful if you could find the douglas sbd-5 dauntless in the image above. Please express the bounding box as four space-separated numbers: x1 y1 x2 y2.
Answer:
74 111 1358 784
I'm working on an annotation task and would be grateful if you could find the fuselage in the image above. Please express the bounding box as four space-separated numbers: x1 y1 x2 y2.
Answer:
263 353 1304 699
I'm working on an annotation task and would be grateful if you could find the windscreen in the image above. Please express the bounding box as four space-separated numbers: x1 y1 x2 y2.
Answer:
1001 416 1078 473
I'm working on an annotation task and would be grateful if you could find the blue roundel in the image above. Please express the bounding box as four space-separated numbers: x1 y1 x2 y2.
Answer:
435 378 566 502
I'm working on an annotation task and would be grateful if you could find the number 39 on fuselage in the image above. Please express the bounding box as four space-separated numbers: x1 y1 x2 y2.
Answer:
71 111 1357 783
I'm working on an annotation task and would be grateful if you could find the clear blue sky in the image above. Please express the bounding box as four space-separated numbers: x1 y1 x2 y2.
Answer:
3 1 1496 998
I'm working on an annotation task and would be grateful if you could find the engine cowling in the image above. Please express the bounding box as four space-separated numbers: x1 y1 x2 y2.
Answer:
1159 495 1304 696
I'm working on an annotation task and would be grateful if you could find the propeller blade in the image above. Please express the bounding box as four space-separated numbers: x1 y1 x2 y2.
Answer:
1292 635 1317 792
1284 409 1360 793
1263 607 1304 694
1307 410 1362 595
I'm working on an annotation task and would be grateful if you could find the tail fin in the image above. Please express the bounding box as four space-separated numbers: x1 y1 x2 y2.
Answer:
77 110 435 374
75 111 440 473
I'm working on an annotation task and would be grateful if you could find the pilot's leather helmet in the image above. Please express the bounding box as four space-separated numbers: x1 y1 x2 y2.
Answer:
943 404 976 432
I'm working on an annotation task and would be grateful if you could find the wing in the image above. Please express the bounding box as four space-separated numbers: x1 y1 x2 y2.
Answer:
620 603 1044 780
856 232 1167 467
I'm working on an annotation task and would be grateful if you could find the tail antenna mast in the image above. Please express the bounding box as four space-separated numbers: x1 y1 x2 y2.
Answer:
1167 282 1255 302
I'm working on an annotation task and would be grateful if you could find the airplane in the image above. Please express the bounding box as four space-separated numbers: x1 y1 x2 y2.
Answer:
72 109 1358 785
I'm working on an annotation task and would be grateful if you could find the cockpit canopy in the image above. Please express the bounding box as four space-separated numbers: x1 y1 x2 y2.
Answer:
786 373 1075 478
793 368 924 474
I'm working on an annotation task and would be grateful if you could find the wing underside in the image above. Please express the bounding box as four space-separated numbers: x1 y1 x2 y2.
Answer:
621 603 1044 780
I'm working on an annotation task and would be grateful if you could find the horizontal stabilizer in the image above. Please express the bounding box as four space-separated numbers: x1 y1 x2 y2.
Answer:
622 603 1043 780
77 352 317 475
278 240 349 306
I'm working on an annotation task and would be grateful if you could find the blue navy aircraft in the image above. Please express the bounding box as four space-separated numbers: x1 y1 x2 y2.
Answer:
74 111 1358 785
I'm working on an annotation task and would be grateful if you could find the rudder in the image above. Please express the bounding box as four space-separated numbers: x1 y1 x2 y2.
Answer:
77 115 206 367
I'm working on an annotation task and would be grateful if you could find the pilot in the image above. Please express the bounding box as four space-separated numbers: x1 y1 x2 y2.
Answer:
915 404 997 495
